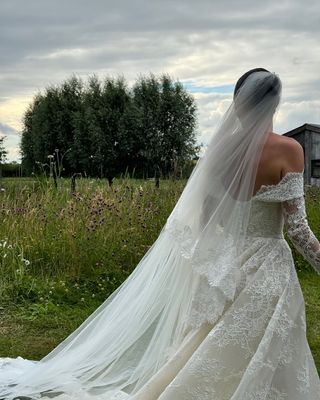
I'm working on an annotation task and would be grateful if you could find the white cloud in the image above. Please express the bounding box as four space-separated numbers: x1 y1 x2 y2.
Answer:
0 0 319 162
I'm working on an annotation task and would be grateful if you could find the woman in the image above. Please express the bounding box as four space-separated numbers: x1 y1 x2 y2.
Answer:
1 68 319 399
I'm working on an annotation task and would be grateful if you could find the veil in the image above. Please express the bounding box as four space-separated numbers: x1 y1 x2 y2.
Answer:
0 70 282 400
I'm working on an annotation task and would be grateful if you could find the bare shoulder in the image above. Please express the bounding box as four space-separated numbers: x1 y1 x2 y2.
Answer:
274 133 304 174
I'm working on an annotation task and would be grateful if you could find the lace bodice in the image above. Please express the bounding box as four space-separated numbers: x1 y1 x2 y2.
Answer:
251 171 320 275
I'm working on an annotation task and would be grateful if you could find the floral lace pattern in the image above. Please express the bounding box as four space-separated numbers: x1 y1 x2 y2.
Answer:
253 171 304 201
282 196 320 274
158 245 320 399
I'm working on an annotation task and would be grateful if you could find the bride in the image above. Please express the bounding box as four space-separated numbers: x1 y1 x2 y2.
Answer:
1 68 320 399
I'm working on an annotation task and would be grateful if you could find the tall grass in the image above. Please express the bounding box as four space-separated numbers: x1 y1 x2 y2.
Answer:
0 177 185 305
0 177 319 371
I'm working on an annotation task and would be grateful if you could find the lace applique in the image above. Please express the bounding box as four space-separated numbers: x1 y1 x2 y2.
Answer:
165 218 241 328
160 259 316 399
244 383 288 400
184 274 231 328
296 353 311 394
278 335 296 367
167 356 225 399
207 249 292 352
253 172 304 202
282 196 320 274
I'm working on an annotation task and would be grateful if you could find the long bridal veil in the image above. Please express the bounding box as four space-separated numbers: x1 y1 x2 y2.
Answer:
0 70 282 399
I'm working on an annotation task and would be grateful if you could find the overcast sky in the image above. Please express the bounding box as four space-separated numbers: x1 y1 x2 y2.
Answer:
0 0 319 162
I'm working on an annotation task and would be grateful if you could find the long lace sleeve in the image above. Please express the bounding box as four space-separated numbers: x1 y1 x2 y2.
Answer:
282 195 320 274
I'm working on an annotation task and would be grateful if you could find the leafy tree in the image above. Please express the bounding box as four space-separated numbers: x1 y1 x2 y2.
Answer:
0 135 8 178
0 136 7 162
20 73 199 180
21 102 36 174
131 73 199 178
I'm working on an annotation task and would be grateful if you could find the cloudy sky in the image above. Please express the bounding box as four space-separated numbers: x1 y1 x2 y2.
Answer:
1 0 319 162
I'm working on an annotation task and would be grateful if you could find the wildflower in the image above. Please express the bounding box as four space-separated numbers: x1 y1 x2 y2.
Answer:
92 294 95 298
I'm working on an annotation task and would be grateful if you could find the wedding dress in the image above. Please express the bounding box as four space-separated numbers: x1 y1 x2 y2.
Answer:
1 70 319 399
145 171 320 399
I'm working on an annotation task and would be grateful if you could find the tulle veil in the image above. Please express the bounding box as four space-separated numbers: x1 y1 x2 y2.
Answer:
0 70 282 399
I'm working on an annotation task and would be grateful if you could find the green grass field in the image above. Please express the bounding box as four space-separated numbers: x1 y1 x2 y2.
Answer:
0 177 319 371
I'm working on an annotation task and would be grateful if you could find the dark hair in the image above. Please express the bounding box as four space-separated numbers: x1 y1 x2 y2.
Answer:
233 68 270 99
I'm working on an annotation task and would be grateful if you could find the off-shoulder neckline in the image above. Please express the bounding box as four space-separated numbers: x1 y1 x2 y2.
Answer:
253 171 304 198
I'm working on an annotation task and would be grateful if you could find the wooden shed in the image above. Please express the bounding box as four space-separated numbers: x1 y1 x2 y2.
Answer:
283 123 320 187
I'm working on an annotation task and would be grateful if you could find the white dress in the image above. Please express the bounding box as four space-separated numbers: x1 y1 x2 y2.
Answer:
1 171 320 399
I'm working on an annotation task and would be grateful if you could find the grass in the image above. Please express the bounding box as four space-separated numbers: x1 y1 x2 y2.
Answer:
0 176 319 373
0 176 184 304
0 301 100 360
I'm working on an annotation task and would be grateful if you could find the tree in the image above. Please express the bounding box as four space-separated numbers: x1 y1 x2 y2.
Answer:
86 75 130 183
20 73 199 180
131 73 199 178
0 135 8 178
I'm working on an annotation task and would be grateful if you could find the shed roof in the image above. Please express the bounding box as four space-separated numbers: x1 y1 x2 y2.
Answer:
283 123 320 137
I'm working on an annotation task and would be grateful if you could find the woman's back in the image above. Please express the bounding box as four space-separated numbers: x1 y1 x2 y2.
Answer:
253 132 304 197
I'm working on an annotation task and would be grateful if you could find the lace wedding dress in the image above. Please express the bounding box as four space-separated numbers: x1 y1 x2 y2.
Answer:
1 171 320 399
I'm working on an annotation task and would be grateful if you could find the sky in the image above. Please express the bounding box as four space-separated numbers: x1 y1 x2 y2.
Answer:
0 0 320 162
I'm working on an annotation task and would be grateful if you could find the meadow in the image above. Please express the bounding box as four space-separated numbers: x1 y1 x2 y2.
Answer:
0 177 319 371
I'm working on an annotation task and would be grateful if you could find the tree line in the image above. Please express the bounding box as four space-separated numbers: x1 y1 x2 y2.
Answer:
21 73 200 182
